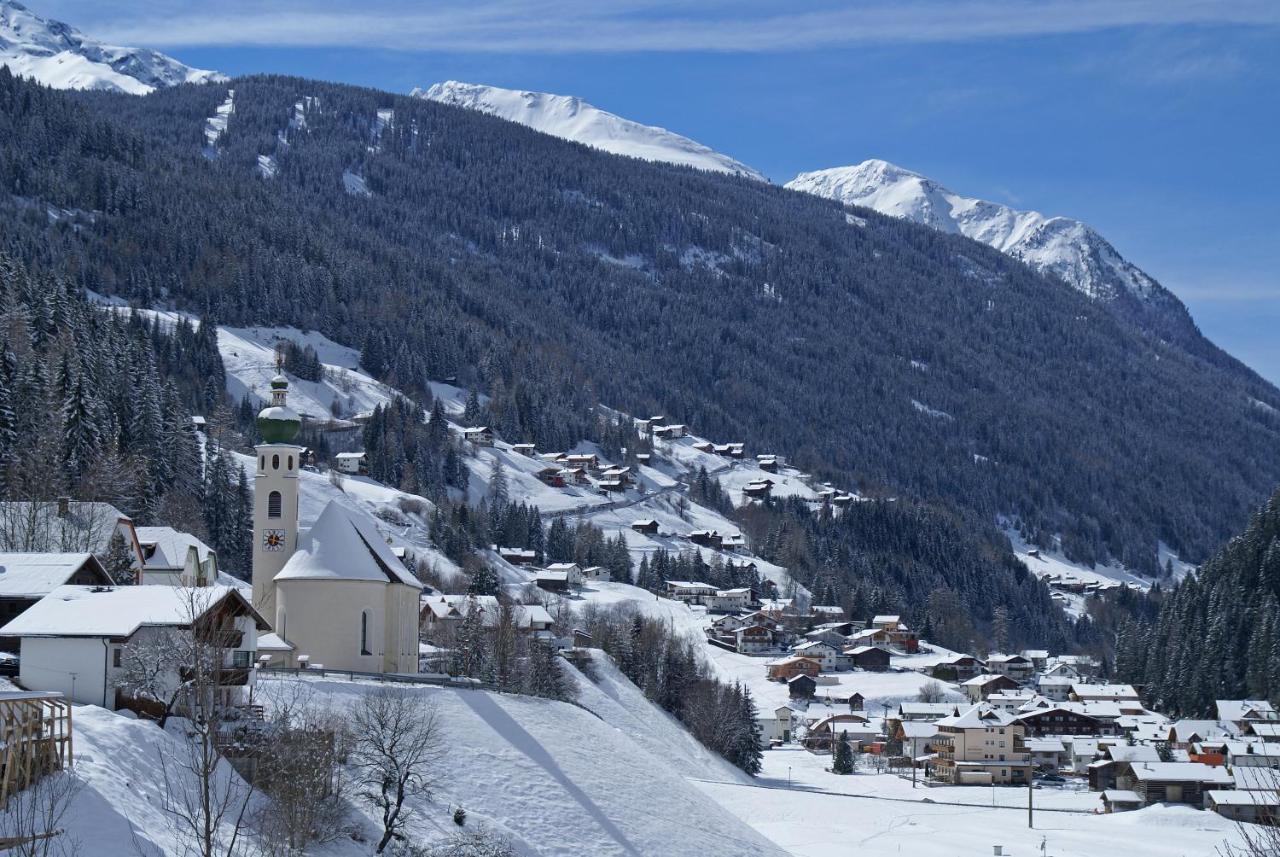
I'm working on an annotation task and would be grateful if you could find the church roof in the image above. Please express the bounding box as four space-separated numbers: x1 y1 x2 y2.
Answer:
275 502 422 588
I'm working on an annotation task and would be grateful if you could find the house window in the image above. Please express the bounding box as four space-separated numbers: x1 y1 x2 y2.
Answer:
268 491 282 518
360 610 372 656
112 648 122 668
232 650 251 669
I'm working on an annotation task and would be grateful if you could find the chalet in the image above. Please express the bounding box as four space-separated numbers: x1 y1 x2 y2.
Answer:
1071 683 1140 703
766 656 821 681
1225 741 1280 768
898 702 963 722
985 653 1035 683
597 479 626 493
1166 720 1230 749
652 424 687 439
962 673 1021 702
631 519 660 536
687 530 724 548
1036 674 1076 702
804 712 875 752
1217 699 1280 731
1024 737 1069 771
866 615 919 653
666 580 717 604
758 598 797 619
846 645 890 671
725 558 759 578
735 625 776 654
720 533 747 552
601 466 633 484
726 443 746 459
1020 649 1050 671
813 620 861 637
1051 654 1101 679
848 693 865 712
1089 745 1161 791
420 594 500 634
1100 790 1144 814
462 426 494 446
563 467 590 486
742 479 774 499
1114 761 1234 807
535 467 567 487
707 587 752 613
986 689 1038 712
634 453 651 465
692 441 715 453
938 655 986 681
537 563 583 592
0 553 114 642
1244 722 1280 743
0 584 267 710
334 451 368 474
793 640 842 672
756 456 779 473
809 604 845 621
711 613 755 635
580 565 608 582
136 528 218 587
788 674 817 699
1016 706 1118 738
564 453 600 471
1208 790 1280 825
933 706 1032 786
511 443 537 456
0 500 143 572
897 720 940 760
498 546 537 566
804 628 849 649
831 494 855 507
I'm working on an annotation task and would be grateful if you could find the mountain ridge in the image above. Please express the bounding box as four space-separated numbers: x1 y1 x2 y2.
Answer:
0 0 222 95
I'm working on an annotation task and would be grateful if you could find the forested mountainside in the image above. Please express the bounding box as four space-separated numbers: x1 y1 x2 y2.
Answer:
3 71 1280 575
1117 487 1280 717
0 253 251 567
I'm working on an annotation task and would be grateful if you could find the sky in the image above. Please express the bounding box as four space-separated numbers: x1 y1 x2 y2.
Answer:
37 0 1280 385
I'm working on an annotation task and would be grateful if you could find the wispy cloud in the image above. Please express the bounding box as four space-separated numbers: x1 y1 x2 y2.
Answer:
60 0 1280 53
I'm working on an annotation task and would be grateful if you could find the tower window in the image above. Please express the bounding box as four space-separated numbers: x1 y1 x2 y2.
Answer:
288 455 294 470
272 454 280 470
259 455 264 469
360 610 372 656
268 491 282 518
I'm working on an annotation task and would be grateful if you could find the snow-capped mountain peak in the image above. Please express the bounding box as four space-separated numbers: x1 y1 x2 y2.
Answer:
414 80 766 182
0 0 223 95
787 159 1177 312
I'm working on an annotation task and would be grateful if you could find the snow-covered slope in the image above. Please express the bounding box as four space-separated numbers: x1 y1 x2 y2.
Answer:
416 81 766 181
0 0 221 95
787 159 1195 337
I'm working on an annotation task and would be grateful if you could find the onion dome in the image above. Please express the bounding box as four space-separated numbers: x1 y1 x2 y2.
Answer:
257 375 301 443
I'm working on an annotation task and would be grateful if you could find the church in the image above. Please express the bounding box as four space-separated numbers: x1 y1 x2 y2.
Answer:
251 375 421 673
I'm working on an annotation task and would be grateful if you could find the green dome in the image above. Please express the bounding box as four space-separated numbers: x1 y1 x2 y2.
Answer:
257 405 301 443
270 374 290 390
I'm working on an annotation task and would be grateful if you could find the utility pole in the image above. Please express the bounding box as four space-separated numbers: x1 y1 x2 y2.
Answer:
1028 764 1034 828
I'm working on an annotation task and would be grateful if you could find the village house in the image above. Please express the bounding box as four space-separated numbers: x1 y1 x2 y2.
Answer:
707 587 753 613
651 424 687 439
666 580 718 604
866 614 919 653
535 467 566 487
735 625 777 654
898 702 963 722
1070 683 1141 703
1244 722 1280 743
535 568 573 593
756 455 779 473
0 553 114 646
1224 741 1280 768
742 479 774 499
1016 705 1119 738
1113 761 1234 808
804 628 850 648
937 654 985 681
462 426 495 446
984 653 1035 683
1089 744 1162 791
1020 649 1050 671
962 673 1021 702
1217 699 1280 732
896 720 940 761
788 674 817 699
1023 736 1069 772
580 565 608 582
932 705 1032 786
630 519 660 536
1167 719 1232 750
710 613 754 635
687 530 724 548
845 645 890 671
1036 674 1076 702
793 640 843 672
0 500 144 572
0 584 267 710
334 451 368 475
1100 790 1145 814
720 533 747 552
692 441 714 453
497 546 538 566
420 593 500 635
564 453 600 472
985 689 1038 712
804 713 876 753
766 656 821 682
758 704 797 744
510 443 536 456
1207 790 1280 825
136 528 218 587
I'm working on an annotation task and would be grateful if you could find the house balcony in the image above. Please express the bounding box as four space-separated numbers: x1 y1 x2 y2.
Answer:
180 666 251 686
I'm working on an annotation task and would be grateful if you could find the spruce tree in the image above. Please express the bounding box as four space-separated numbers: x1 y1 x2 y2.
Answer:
832 730 854 775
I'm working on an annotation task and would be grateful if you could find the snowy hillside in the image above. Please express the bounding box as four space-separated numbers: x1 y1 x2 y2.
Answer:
0 0 222 94
416 81 766 181
787 159 1192 330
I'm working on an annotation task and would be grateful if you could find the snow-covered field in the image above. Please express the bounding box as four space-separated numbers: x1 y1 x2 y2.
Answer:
697 745 1244 857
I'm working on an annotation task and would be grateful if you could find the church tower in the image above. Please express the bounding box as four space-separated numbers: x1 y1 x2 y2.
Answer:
251 374 303 627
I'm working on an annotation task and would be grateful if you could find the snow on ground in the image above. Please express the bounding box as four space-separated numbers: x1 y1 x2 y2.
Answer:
203 88 234 153
1158 541 1198 581
267 674 787 857
696 745 1245 857
1004 524 1151 618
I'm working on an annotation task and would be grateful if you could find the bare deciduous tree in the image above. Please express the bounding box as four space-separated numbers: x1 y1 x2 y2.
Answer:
916 680 947 704
349 688 444 854
0 771 82 857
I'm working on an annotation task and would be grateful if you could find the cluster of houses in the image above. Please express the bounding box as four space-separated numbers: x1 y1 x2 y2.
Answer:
492 552 611 593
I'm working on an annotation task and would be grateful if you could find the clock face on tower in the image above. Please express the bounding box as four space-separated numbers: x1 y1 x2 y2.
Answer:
262 529 287 552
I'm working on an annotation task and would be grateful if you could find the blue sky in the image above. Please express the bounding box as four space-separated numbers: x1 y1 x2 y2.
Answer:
43 0 1280 384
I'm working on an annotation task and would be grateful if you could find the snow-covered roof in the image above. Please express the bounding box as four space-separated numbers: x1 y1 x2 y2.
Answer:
1101 790 1143 803
1233 767 1280 790
334 451 366 460
1024 737 1066 753
872 614 900 624
1168 719 1230 741
546 563 579 572
898 702 961 718
537 570 569 582
899 721 938 739
275 501 422 588
1100 745 1160 764
1208 790 1280 807
0 553 109 598
0 584 265 638
1217 699 1279 722
937 704 1019 729
0 501 131 555
257 631 294 651
136 527 214 570
1126 762 1234 784
1072 683 1139 699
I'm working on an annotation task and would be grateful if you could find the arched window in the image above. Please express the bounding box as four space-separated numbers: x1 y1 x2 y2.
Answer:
259 455 265 470
287 455 294 470
360 610 372 656
268 491 282 518
272 454 280 470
